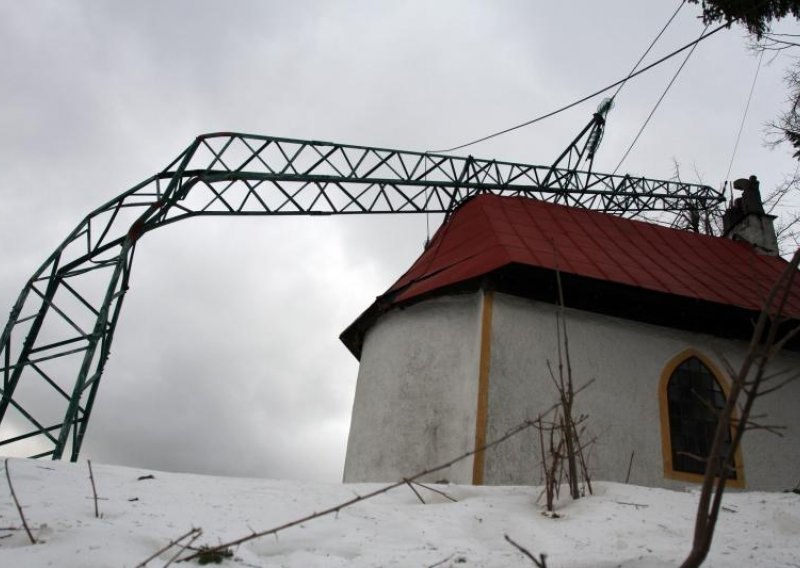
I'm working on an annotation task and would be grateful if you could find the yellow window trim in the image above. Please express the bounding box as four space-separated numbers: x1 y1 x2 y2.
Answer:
658 348 746 488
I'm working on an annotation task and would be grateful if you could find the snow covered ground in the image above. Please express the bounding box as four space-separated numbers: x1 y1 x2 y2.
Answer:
0 458 798 567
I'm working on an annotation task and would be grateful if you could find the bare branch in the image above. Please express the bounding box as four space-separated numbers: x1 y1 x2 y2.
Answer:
134 527 202 568
404 479 426 504
3 459 35 545
625 450 635 484
427 553 457 568
740 421 787 436
681 249 800 568
412 481 458 503
164 530 203 567
88 460 100 519
505 534 548 567
755 371 800 396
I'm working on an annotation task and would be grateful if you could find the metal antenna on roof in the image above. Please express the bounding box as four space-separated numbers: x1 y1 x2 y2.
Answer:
541 98 614 190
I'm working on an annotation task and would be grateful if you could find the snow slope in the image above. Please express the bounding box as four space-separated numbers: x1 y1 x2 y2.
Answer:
0 458 798 567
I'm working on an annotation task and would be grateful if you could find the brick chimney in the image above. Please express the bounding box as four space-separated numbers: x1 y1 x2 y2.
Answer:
722 175 779 256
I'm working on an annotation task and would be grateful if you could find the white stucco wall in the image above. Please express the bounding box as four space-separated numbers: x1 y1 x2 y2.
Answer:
343 292 484 483
484 292 800 491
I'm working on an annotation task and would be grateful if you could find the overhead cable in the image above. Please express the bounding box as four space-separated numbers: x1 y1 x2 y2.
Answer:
611 0 687 101
612 25 710 175
724 48 766 185
429 22 727 154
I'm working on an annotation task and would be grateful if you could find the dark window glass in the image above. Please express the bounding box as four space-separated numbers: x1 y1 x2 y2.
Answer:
666 357 736 478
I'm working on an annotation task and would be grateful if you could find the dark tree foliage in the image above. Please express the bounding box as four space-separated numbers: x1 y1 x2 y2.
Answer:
687 0 800 37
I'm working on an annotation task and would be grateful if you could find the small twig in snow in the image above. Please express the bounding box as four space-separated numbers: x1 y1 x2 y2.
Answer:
404 479 426 504
3 459 36 544
413 481 458 502
427 552 456 567
505 534 548 567
88 460 100 519
134 527 202 568
164 529 203 567
625 450 635 484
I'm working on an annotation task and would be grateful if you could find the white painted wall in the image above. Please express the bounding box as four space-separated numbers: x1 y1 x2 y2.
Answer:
485 292 800 491
343 293 484 483
344 289 800 490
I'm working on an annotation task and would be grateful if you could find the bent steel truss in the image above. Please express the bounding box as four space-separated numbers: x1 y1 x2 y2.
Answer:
0 132 724 460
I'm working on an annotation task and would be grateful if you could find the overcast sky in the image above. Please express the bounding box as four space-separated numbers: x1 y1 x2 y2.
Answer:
1 1 799 482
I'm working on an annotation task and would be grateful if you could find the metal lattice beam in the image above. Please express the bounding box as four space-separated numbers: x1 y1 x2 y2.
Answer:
0 132 724 461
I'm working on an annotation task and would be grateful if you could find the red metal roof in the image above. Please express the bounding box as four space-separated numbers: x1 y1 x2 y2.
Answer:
386 194 800 318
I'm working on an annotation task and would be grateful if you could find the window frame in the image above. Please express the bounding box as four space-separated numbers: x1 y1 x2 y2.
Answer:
658 348 746 487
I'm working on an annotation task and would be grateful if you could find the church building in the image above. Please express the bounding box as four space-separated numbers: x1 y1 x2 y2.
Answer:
340 177 800 491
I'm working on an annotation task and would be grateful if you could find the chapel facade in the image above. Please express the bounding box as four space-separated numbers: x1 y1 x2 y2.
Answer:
340 179 800 490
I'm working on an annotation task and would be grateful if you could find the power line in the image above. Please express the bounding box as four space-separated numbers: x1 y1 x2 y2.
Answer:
724 48 765 185
611 0 687 101
613 25 709 175
429 22 727 154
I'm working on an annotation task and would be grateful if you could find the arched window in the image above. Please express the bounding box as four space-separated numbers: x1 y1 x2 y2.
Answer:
658 349 745 487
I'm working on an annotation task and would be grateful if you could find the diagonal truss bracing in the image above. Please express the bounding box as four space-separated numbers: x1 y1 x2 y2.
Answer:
0 132 724 461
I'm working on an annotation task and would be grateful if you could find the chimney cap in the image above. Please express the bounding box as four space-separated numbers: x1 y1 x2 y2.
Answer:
732 175 759 191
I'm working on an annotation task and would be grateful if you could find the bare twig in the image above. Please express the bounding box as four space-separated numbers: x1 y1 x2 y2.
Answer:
575 420 594 496
615 501 649 509
404 479 426 504
164 529 203 567
87 460 100 519
427 553 456 568
3 459 35 544
536 416 552 511
756 368 800 396
505 534 548 567
741 421 787 436
625 450 635 484
134 527 202 568
412 481 458 502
